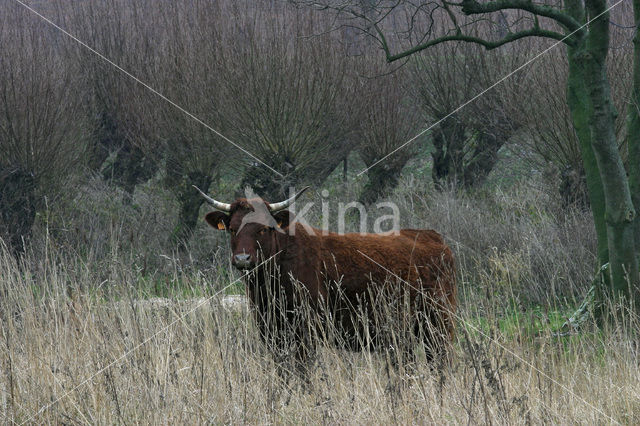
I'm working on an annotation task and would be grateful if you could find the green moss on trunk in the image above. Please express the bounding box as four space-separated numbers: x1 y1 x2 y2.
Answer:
627 0 640 252
584 0 639 307
567 44 610 273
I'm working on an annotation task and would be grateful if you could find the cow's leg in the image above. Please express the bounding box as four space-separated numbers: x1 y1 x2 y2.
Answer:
387 343 417 373
417 311 454 374
274 312 316 386
383 313 419 378
292 336 313 385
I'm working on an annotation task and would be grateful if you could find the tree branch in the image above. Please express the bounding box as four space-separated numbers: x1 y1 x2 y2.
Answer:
453 0 583 34
385 27 571 62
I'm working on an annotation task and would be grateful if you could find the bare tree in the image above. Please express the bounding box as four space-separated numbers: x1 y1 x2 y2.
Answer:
0 5 87 252
519 38 632 209
54 0 361 243
410 35 528 189
220 2 355 199
56 0 157 194
139 0 236 244
298 0 640 318
355 63 421 204
56 0 238 244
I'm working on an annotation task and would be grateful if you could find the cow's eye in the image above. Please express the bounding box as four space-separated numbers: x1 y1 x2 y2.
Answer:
258 228 267 236
230 229 237 236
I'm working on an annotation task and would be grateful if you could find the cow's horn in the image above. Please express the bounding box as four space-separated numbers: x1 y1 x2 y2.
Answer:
192 185 231 212
269 186 310 212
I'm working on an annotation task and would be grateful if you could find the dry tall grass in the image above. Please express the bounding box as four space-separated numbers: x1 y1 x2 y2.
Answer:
1 231 639 424
1 180 637 423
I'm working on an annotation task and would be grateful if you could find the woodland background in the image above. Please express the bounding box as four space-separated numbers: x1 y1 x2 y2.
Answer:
0 0 639 423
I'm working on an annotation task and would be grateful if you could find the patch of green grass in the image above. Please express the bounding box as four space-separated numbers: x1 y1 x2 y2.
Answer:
128 267 246 300
223 279 245 295
463 304 573 341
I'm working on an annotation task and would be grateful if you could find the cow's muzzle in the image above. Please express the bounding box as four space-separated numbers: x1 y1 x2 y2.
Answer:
232 253 254 270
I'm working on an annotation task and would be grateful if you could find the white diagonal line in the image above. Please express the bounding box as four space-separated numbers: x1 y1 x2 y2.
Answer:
357 249 621 425
358 0 624 176
10 0 283 178
22 251 281 425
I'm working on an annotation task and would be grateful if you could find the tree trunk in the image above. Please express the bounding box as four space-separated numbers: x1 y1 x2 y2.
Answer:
628 0 640 253
359 163 403 205
431 116 466 190
95 111 156 195
431 117 506 190
462 130 503 188
0 168 37 254
566 44 610 274
558 165 589 210
343 157 348 182
584 0 639 307
104 144 156 196
240 163 296 201
172 171 212 248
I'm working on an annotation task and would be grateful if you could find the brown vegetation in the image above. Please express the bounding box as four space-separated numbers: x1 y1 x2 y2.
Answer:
1 184 638 423
1 0 639 422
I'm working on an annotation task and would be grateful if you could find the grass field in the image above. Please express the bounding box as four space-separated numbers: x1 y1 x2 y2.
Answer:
2 183 639 424
1 249 639 424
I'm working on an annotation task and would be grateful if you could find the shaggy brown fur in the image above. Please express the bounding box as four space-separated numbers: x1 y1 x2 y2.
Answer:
205 198 456 366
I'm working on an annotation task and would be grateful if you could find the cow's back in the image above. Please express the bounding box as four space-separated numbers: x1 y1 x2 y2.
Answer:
260 224 457 354
313 228 454 289
302 227 456 348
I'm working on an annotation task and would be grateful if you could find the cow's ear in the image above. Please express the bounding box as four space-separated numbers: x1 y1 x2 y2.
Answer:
205 211 230 231
272 210 294 229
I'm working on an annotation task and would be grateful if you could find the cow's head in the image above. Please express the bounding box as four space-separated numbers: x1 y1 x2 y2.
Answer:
195 186 308 270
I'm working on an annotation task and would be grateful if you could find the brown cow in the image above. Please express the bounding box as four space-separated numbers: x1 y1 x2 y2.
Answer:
196 186 456 369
